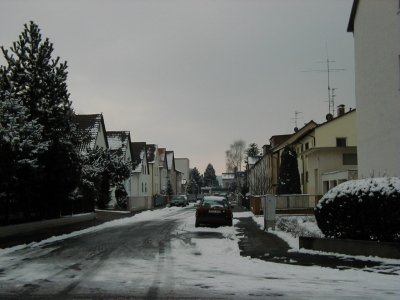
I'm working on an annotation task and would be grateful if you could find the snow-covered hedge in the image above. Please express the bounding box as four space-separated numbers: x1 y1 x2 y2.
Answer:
276 216 324 238
315 177 400 242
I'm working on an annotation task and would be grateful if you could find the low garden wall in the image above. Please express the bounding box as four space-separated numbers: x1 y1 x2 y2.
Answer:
299 236 400 259
128 196 152 212
0 213 95 239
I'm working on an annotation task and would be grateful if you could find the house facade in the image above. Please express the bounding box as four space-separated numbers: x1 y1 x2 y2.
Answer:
251 124 317 196
106 131 134 207
175 158 190 193
130 142 152 211
166 151 179 195
221 173 235 189
146 144 160 196
158 148 169 194
73 114 108 152
348 0 400 178
296 109 357 197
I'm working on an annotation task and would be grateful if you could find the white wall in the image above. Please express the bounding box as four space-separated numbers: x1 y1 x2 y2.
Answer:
353 0 400 177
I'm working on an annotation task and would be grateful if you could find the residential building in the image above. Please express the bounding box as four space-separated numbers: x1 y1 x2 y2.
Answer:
146 144 160 196
247 155 268 196
269 121 318 195
348 0 400 177
106 131 134 207
158 148 168 194
296 108 357 197
175 158 190 193
166 151 180 194
221 173 235 189
130 142 152 211
73 114 108 152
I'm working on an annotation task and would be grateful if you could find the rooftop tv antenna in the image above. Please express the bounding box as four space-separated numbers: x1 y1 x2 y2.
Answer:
292 111 302 131
302 44 346 116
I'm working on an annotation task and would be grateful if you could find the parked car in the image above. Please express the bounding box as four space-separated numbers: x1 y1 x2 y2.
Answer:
186 194 197 203
170 195 188 207
195 196 233 227
213 193 233 209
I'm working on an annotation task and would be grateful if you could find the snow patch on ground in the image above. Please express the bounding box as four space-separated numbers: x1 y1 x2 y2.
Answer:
251 213 400 266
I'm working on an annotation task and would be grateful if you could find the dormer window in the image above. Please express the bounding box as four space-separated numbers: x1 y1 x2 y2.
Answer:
336 137 347 147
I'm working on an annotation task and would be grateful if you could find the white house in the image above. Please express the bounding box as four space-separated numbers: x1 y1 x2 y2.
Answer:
146 144 160 196
130 142 152 211
73 114 108 152
175 158 190 193
348 0 400 177
158 147 168 194
106 131 134 208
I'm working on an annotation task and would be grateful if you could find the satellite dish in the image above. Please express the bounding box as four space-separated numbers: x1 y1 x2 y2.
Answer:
294 127 299 132
326 113 333 121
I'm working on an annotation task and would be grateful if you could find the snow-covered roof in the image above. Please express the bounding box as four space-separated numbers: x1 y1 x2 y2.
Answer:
248 156 261 166
106 131 131 158
131 142 147 173
146 144 157 163
73 114 108 152
158 148 166 167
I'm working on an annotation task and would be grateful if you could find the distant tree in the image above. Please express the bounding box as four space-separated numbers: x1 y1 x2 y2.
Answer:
0 21 82 218
225 140 246 172
190 167 202 189
276 146 301 195
245 143 260 162
203 163 218 187
186 178 197 195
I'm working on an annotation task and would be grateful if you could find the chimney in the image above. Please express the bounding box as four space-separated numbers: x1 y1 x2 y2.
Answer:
337 104 345 117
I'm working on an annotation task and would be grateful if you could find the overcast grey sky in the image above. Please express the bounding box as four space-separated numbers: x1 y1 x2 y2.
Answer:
0 0 355 175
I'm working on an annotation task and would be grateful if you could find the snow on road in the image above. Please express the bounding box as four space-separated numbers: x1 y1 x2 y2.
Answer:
0 206 399 299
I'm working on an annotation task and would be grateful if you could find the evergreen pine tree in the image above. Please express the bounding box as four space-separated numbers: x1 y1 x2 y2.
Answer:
189 167 202 193
203 163 218 187
276 146 301 195
0 90 48 223
245 143 260 161
1 22 82 218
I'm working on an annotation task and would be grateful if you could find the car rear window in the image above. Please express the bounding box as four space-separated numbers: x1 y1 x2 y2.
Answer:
201 199 227 208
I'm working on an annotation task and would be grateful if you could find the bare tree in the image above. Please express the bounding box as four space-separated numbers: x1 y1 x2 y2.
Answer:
225 140 246 172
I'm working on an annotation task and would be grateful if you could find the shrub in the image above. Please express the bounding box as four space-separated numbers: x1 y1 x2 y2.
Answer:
315 177 400 242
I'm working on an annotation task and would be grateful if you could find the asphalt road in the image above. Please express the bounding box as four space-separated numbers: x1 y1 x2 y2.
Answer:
0 207 238 299
1 205 399 299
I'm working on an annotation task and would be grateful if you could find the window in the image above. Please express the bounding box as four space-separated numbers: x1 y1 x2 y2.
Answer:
305 171 309 183
305 142 309 150
343 153 357 165
336 137 347 147
141 182 144 192
145 183 147 193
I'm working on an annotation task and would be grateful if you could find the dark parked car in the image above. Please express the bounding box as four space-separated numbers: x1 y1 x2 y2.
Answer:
195 196 233 227
186 194 197 203
170 195 188 207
